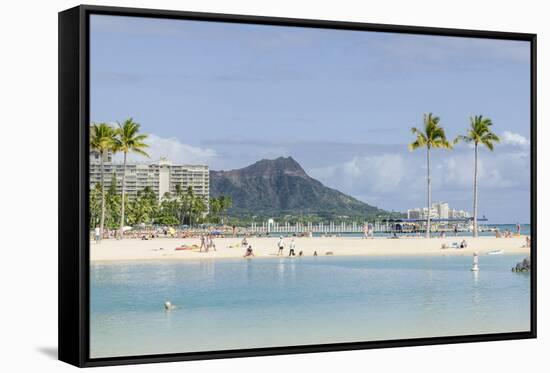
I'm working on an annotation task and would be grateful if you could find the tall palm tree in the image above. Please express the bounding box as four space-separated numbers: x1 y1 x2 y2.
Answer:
454 115 500 237
409 113 452 238
219 195 233 225
90 123 116 241
114 118 149 239
185 186 195 226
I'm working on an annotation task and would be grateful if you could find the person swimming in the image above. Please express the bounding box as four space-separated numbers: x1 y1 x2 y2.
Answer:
164 301 176 311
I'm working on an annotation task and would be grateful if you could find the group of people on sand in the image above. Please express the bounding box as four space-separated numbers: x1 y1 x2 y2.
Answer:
495 229 516 238
244 236 315 258
440 239 468 250
277 236 307 257
199 234 216 252
362 223 374 239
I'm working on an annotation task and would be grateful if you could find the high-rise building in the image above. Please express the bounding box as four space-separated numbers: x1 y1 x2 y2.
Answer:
408 202 469 220
432 202 449 219
90 153 209 204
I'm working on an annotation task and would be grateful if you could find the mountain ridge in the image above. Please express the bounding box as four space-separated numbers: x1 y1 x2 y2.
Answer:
210 157 387 218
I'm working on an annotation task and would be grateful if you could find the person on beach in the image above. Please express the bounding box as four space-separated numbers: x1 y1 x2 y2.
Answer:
208 235 216 252
277 236 285 256
460 239 468 249
289 239 296 256
241 235 248 247
516 223 521 235
94 227 100 243
454 225 458 236
243 245 254 257
525 236 531 248
313 251 318 256
299 250 303 257
199 234 206 252
363 224 369 239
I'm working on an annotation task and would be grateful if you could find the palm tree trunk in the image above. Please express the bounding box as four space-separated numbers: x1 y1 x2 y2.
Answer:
119 152 127 239
99 152 106 241
426 147 431 239
473 143 479 237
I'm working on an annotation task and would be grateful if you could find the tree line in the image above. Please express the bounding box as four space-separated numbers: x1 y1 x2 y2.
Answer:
409 113 500 238
90 119 232 240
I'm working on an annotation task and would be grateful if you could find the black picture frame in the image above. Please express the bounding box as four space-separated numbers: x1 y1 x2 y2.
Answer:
58 4 537 367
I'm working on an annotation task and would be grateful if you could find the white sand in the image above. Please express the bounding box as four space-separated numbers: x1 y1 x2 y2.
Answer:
90 236 530 262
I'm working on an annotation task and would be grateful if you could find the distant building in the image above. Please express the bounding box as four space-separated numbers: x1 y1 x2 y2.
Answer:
90 153 209 204
450 208 471 219
407 202 469 220
407 208 422 219
432 202 449 219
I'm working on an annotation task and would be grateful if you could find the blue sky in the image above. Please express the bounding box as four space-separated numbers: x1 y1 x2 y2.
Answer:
90 15 531 223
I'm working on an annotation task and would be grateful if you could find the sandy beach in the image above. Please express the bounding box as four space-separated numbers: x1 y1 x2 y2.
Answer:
90 236 530 262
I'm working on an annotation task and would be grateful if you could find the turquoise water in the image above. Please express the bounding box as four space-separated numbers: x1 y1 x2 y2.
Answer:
90 254 530 358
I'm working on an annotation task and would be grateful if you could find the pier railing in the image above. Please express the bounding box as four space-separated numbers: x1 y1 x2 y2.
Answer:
243 221 475 235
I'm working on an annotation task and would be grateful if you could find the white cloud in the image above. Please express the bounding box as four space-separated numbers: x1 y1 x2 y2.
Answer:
114 134 217 165
310 154 408 194
501 131 530 147
308 144 529 213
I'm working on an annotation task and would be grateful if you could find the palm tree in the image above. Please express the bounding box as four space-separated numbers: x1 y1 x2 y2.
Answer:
454 115 500 237
191 197 207 226
409 113 452 238
174 184 186 225
90 123 116 241
218 195 233 224
114 118 149 239
185 186 195 226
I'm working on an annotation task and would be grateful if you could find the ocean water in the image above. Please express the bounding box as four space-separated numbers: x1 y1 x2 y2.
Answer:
90 254 531 358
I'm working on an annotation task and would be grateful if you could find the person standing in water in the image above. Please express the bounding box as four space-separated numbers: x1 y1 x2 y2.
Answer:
471 252 479 271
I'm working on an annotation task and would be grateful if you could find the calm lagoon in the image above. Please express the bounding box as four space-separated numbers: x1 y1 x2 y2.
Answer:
90 254 530 358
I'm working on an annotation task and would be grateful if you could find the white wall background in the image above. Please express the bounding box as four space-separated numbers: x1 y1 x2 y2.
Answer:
0 0 546 371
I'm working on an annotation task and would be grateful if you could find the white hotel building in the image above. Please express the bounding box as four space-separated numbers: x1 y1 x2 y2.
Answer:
407 202 470 220
90 152 209 204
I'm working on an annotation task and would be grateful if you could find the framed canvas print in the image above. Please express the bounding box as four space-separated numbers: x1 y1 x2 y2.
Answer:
58 5 537 367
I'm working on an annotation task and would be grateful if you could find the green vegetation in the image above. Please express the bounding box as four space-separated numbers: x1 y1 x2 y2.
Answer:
454 115 500 237
113 118 150 239
90 123 116 239
409 113 453 238
89 182 233 229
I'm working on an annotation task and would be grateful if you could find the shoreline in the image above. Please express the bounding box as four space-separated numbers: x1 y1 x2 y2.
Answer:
90 236 530 263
